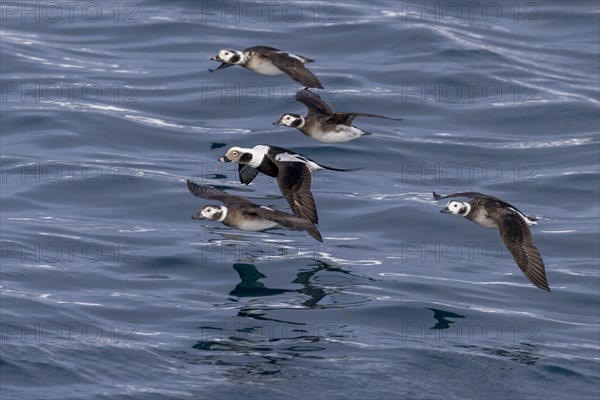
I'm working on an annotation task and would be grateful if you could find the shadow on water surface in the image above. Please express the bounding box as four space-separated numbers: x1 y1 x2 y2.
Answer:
427 307 466 330
182 260 372 376
228 263 295 298
228 259 374 309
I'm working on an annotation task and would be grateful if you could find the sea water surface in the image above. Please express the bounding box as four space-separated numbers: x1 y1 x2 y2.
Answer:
1 1 599 399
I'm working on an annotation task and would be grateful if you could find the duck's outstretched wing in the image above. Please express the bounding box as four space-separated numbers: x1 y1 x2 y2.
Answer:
326 112 403 126
265 51 324 89
295 88 333 116
492 208 550 291
187 180 251 206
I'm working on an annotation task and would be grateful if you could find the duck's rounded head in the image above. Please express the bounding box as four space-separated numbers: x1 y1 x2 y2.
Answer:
192 205 227 222
273 113 304 128
211 49 243 64
441 200 470 216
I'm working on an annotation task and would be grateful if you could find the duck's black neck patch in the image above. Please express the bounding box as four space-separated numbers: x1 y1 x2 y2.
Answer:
230 54 241 64
240 153 253 163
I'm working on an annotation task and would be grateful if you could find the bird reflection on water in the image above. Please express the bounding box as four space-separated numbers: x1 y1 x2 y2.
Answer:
191 259 370 378
427 307 466 330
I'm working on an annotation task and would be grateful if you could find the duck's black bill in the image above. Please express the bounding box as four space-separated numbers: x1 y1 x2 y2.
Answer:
440 207 451 214
191 212 205 220
219 156 231 163
272 116 284 125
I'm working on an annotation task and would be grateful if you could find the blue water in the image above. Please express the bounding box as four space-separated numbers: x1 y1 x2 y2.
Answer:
1 1 599 399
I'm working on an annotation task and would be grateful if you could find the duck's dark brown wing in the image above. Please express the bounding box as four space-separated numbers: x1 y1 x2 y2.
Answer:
238 164 261 185
304 226 323 242
254 209 323 243
265 51 324 89
326 112 403 126
295 89 334 116
252 206 322 242
187 180 251 206
253 207 311 229
492 209 550 291
245 46 314 62
274 162 319 225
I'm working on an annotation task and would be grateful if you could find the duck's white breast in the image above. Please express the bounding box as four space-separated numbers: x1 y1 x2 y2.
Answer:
237 219 279 231
247 57 283 75
311 126 365 143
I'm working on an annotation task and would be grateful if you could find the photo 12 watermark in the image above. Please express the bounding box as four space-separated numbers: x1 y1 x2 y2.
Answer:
198 320 539 344
400 162 539 184
1 161 141 184
399 2 540 24
1 321 138 343
1 240 139 265
400 320 539 343
192 242 340 263
396 241 503 263
398 81 539 104
199 1 339 23
200 82 340 103
1 82 139 104
199 321 341 342
1 2 140 24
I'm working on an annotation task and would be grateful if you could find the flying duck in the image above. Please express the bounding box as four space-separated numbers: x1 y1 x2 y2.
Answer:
210 46 324 89
273 89 403 143
434 191 550 291
187 180 322 242
219 144 359 225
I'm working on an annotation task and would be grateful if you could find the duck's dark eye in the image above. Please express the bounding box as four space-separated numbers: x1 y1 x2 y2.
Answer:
233 151 238 156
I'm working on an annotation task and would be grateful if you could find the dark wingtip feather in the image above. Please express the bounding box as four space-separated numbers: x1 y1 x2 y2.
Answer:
433 192 443 200
530 270 551 291
187 179 216 198
298 75 323 89
307 227 323 242
303 80 323 89
238 166 260 185
187 179 198 194
531 278 551 291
